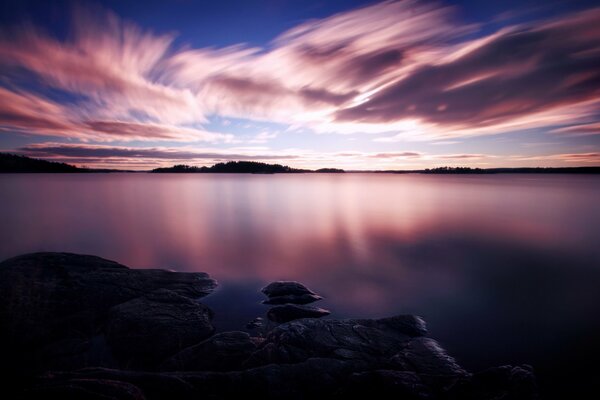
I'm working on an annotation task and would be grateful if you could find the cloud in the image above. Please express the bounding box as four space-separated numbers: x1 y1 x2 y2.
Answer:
368 151 423 159
18 143 299 163
514 152 600 164
0 87 79 136
551 122 600 136
248 131 278 144
335 8 600 137
434 154 488 159
0 0 598 145
0 88 232 141
80 120 233 142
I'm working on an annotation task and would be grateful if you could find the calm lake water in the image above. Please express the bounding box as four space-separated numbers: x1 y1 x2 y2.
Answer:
1 173 599 396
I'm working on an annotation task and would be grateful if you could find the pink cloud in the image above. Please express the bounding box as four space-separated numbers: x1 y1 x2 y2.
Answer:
515 152 600 164
0 87 230 142
434 154 488 160
551 122 600 136
335 8 600 137
0 1 598 144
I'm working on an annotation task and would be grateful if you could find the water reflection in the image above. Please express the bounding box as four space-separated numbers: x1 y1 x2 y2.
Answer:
0 173 599 397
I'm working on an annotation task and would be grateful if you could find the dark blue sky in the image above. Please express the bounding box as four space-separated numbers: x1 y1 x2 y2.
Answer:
2 0 597 47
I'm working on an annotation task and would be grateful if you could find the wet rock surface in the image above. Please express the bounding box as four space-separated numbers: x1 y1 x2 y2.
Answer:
161 331 257 372
261 280 330 323
261 281 318 298
262 293 323 305
0 252 216 373
106 289 215 368
267 304 331 323
1 253 537 399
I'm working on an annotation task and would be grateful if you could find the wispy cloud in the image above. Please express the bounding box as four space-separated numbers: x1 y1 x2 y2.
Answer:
434 154 489 160
248 131 278 144
0 0 598 156
514 152 600 164
17 143 300 169
551 122 600 136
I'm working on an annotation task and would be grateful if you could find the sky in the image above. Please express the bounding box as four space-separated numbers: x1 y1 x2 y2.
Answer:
0 0 599 170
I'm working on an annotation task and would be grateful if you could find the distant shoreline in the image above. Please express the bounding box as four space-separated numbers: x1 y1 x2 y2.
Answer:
1 153 599 174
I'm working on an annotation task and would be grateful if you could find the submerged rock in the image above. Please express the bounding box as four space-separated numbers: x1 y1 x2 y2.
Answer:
0 252 216 374
262 293 323 305
267 304 331 323
245 317 265 330
261 281 318 297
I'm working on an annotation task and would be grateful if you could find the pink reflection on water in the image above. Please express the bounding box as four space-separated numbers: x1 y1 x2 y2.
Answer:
1 173 598 316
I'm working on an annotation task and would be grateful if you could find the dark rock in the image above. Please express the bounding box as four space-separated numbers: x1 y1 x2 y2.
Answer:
26 311 537 400
0 252 216 375
261 281 317 297
245 317 265 330
32 360 537 400
447 364 538 400
33 359 355 400
161 331 257 372
27 378 146 400
267 304 330 323
2 253 538 399
245 314 432 368
106 289 214 368
262 293 323 305
396 337 467 377
341 370 434 399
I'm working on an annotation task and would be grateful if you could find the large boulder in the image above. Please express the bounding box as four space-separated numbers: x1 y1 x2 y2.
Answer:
0 252 216 374
245 315 432 368
106 289 214 368
161 331 258 372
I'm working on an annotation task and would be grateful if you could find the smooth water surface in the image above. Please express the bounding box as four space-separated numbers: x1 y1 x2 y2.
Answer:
1 173 599 396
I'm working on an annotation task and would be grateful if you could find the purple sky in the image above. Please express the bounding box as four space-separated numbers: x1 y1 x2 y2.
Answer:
0 0 599 169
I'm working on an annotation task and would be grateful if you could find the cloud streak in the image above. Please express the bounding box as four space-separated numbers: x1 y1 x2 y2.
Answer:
0 0 598 162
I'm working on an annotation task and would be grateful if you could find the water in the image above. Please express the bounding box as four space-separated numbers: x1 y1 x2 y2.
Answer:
1 173 599 396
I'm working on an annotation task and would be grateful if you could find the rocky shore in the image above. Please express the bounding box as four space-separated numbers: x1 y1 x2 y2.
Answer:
0 253 537 399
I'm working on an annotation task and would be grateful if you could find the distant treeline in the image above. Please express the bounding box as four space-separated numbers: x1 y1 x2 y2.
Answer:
152 161 305 174
0 153 131 173
1 153 598 174
151 161 346 174
0 153 83 173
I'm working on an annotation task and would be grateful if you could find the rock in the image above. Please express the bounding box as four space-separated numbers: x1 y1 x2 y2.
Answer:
27 378 146 400
25 311 537 400
106 289 214 368
261 281 317 297
245 314 432 368
161 331 257 372
1 253 539 399
341 370 434 399
32 359 356 400
267 304 331 323
31 360 537 400
262 293 323 305
245 317 265 330
396 337 467 377
447 364 538 400
0 252 216 375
